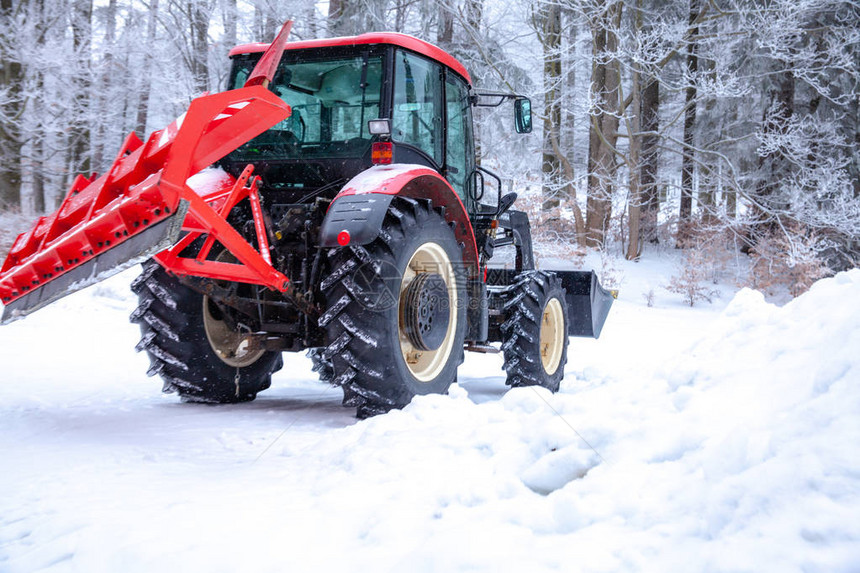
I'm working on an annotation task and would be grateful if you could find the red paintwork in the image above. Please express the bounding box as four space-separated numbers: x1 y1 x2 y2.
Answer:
0 22 480 316
244 21 293 88
0 28 310 309
334 165 480 275
230 32 472 85
153 165 280 285
0 86 293 307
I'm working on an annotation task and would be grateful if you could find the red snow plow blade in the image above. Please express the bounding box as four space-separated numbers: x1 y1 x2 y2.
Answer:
0 23 295 324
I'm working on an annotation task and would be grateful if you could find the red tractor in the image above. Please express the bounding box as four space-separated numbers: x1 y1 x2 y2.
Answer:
0 23 613 417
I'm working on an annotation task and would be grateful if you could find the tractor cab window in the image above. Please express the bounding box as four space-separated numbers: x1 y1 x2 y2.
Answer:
444 73 474 208
392 50 444 166
227 51 383 161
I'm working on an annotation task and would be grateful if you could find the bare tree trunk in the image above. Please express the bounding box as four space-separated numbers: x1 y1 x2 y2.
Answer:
222 0 236 47
538 0 562 209
625 43 642 260
436 1 453 50
188 0 211 94
68 0 93 181
305 2 318 37
253 2 263 38
262 1 278 40
0 0 24 210
328 0 344 36
31 137 45 212
562 8 577 153
392 0 406 32
678 0 699 245
92 0 116 172
30 0 47 213
640 75 660 242
466 0 483 164
725 166 737 219
550 133 586 246
585 1 621 248
747 68 794 245
758 71 795 200
465 0 482 36
135 0 159 138
698 165 716 225
853 87 860 200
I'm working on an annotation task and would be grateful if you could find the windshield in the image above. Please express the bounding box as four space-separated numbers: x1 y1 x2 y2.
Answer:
227 51 384 161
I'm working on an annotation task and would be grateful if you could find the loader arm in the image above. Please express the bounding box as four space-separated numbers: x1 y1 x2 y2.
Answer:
0 22 297 324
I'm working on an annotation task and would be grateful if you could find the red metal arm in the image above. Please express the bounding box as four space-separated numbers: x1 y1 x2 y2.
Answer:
245 21 293 89
0 85 292 316
154 166 284 289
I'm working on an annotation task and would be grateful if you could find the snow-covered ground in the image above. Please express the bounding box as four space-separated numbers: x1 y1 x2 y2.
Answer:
1 253 858 572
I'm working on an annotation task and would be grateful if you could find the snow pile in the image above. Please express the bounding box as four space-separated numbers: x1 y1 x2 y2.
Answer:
275 269 860 571
571 268 860 570
186 166 233 197
1 268 858 572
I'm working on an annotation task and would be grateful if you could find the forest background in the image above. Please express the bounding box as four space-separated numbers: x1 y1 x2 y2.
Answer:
0 0 857 298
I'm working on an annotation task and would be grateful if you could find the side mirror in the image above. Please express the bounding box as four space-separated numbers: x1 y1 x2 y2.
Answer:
514 98 532 134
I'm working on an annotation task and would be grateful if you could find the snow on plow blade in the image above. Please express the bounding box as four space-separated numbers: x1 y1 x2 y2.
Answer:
553 270 616 338
0 86 291 324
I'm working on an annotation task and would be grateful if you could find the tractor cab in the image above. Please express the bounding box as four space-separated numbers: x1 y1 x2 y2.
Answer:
223 33 528 216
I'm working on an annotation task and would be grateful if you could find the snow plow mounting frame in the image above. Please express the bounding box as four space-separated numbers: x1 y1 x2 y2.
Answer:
0 23 307 323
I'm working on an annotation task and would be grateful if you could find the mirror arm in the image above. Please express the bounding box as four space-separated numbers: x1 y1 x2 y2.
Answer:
471 91 527 107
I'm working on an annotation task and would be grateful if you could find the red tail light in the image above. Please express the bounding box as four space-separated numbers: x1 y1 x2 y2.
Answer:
372 142 393 165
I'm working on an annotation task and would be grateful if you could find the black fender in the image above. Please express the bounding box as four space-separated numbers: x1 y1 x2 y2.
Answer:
319 193 395 247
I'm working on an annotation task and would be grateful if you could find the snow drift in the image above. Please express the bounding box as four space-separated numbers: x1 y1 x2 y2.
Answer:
1 269 858 572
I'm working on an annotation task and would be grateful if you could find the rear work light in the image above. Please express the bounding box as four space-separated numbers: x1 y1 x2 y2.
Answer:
372 142 393 165
367 118 391 135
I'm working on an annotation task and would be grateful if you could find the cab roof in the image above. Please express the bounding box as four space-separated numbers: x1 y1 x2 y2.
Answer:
229 32 472 86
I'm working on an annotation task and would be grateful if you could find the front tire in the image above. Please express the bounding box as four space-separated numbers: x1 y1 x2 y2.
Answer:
501 271 569 392
320 197 467 417
130 260 282 403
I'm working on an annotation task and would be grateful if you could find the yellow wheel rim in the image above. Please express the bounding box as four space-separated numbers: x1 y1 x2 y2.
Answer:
202 251 265 368
398 242 458 382
203 297 265 368
540 297 565 375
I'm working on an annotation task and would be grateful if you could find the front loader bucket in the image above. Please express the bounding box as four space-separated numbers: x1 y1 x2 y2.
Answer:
554 270 616 338
0 86 291 324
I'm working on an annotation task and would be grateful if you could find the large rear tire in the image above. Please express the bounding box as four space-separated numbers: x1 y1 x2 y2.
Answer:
320 197 467 417
307 348 334 384
501 270 569 392
130 261 282 403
